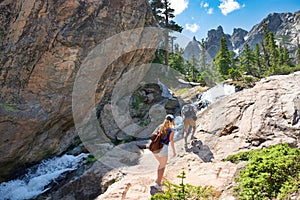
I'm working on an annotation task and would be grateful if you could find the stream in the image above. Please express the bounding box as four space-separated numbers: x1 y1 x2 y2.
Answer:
0 153 88 200
0 83 235 200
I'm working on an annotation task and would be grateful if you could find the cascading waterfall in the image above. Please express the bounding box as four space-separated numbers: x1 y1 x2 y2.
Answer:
196 83 236 110
0 153 88 200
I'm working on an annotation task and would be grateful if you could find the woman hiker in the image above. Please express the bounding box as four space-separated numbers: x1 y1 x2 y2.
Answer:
152 114 176 190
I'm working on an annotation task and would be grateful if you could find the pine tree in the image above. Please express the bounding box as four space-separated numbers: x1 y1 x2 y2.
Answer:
268 32 278 69
189 54 200 81
169 44 185 74
277 45 284 66
200 39 207 70
283 47 292 66
150 0 183 66
254 44 263 76
150 0 164 25
229 50 238 71
261 23 270 70
215 36 231 77
240 43 255 75
297 38 300 65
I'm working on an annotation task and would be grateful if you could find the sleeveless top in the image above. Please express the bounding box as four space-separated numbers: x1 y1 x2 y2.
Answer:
161 128 175 145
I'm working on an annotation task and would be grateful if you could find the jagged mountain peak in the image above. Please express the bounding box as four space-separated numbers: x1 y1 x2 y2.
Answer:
243 10 300 60
232 28 248 35
183 10 299 63
206 25 227 40
231 28 248 49
183 36 201 60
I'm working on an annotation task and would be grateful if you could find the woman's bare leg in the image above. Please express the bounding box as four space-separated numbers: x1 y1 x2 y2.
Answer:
154 155 168 185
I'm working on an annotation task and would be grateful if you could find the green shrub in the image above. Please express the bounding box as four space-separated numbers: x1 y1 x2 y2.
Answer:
225 143 300 200
86 157 97 163
132 94 142 109
273 65 294 75
151 171 220 200
229 68 242 81
139 120 150 127
265 65 300 76
243 76 254 83
223 150 255 164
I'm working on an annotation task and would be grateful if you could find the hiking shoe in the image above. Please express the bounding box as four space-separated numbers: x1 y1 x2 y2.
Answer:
154 184 162 191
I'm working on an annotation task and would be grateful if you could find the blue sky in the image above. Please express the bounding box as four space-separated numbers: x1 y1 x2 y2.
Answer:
169 0 300 41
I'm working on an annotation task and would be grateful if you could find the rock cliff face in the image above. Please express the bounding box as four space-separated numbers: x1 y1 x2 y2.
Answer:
205 25 233 57
0 0 158 180
231 28 248 49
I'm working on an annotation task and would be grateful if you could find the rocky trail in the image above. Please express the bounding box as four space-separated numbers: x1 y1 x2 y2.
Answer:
95 72 300 199
96 139 237 200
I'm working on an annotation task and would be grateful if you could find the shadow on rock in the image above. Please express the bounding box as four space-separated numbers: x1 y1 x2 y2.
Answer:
185 138 214 162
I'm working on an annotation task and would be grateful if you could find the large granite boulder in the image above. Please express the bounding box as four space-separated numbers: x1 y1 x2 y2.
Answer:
0 0 158 180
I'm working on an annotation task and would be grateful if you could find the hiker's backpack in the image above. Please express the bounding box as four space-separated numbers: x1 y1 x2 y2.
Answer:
183 104 195 118
149 130 163 153
149 128 173 153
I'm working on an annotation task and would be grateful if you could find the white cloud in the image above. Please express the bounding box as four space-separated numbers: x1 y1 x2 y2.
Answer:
169 0 189 15
201 1 209 8
185 23 200 33
207 8 213 14
218 0 242 16
201 1 213 15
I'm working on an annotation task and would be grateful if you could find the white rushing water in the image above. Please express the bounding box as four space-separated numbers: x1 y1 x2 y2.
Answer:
199 83 235 104
0 153 88 200
174 116 184 140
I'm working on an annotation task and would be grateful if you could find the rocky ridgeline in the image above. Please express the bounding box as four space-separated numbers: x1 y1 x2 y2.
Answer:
245 11 300 59
42 72 300 199
184 10 300 63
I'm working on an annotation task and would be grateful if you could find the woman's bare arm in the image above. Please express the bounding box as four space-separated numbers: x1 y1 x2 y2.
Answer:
169 131 176 157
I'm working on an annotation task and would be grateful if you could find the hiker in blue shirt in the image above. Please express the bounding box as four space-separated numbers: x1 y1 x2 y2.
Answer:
152 114 176 191
181 100 197 145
